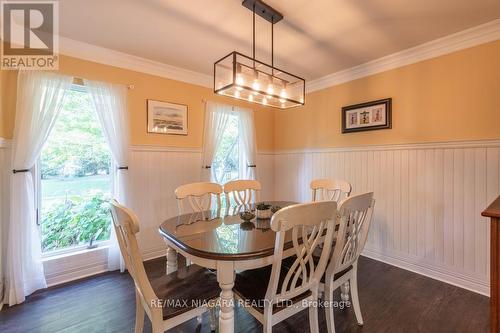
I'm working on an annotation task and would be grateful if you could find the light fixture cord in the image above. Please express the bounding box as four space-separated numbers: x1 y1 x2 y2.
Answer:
253 3 256 68
271 15 274 75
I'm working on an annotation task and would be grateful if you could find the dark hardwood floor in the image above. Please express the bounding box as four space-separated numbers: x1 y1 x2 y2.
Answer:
0 256 489 333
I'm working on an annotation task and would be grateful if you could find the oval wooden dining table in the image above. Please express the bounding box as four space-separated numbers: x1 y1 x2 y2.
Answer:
158 201 347 333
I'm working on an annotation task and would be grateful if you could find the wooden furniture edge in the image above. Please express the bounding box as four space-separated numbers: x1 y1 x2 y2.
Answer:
482 196 500 219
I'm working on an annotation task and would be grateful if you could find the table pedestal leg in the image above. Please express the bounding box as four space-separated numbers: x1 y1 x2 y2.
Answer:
340 281 350 302
217 261 235 333
166 245 178 274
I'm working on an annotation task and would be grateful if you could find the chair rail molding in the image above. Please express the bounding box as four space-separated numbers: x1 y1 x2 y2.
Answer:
273 138 500 296
306 19 500 93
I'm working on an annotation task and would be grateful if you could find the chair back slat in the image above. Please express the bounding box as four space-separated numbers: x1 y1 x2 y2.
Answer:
109 200 158 309
175 182 223 214
266 201 337 303
327 192 375 277
310 179 351 202
223 179 261 207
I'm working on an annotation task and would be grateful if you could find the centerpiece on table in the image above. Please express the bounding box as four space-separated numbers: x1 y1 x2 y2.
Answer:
239 211 256 230
256 203 273 219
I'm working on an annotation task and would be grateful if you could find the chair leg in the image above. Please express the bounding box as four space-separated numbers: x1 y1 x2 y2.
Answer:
263 308 273 333
324 283 336 333
209 304 217 332
350 270 364 326
308 292 319 333
151 323 164 333
134 291 145 333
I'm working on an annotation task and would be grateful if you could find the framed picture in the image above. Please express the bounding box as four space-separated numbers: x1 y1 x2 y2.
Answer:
147 100 188 135
342 98 392 133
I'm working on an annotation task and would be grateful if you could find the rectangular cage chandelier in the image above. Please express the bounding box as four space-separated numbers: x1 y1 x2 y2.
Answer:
214 0 305 109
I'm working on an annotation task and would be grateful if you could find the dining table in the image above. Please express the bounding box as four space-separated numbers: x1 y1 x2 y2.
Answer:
158 201 348 333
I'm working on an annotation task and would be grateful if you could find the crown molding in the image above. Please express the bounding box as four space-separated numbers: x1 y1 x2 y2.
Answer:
59 37 212 88
58 19 500 93
306 19 500 93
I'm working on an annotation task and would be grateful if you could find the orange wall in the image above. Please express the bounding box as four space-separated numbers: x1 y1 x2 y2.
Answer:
0 55 275 150
2 41 500 151
275 40 500 150
0 69 17 139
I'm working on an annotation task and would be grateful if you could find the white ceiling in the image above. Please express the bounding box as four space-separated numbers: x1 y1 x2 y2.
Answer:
59 0 500 80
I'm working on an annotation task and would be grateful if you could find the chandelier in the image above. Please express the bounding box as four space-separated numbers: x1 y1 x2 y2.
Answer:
214 0 305 109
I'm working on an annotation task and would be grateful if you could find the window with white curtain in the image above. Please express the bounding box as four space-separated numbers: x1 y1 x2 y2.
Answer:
38 85 113 255
202 101 257 184
212 113 239 184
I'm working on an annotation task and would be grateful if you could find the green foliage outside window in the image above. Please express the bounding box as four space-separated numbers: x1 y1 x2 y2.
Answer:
41 192 111 252
41 90 111 179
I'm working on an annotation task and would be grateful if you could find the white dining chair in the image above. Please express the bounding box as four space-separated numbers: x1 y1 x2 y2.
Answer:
175 182 223 214
310 179 352 202
109 200 220 333
233 201 337 333
321 192 375 333
223 179 262 207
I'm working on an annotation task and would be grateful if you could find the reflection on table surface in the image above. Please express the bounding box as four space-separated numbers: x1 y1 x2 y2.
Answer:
159 201 295 259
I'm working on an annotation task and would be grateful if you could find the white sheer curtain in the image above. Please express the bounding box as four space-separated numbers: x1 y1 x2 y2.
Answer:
238 107 257 180
84 79 129 272
201 101 232 181
5 70 73 306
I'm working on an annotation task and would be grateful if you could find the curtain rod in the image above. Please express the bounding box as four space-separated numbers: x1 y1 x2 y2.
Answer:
72 77 134 90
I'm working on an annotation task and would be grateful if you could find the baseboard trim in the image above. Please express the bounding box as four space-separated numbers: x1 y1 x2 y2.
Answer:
43 246 167 287
45 262 109 287
142 246 167 261
362 248 489 296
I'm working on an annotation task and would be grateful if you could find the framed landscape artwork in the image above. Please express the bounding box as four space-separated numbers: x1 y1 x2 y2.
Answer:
147 100 188 135
341 98 392 133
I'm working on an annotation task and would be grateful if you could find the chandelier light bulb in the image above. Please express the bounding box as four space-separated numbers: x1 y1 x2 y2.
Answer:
248 94 254 102
280 88 287 99
266 84 274 95
236 74 244 86
234 90 240 98
252 79 260 91
262 97 268 105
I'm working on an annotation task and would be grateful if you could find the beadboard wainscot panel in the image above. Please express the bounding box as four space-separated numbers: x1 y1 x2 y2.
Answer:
274 140 500 295
128 145 275 260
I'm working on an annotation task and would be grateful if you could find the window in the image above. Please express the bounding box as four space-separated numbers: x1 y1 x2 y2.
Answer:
39 87 112 254
212 113 240 184
202 102 257 186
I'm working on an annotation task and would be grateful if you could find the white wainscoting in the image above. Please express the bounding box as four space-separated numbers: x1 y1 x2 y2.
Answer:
127 145 275 260
274 140 500 295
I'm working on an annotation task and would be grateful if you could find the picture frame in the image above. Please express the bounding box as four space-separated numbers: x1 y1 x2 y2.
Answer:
341 98 392 133
147 99 188 135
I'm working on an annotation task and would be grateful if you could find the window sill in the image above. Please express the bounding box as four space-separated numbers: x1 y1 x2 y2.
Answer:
41 244 110 262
